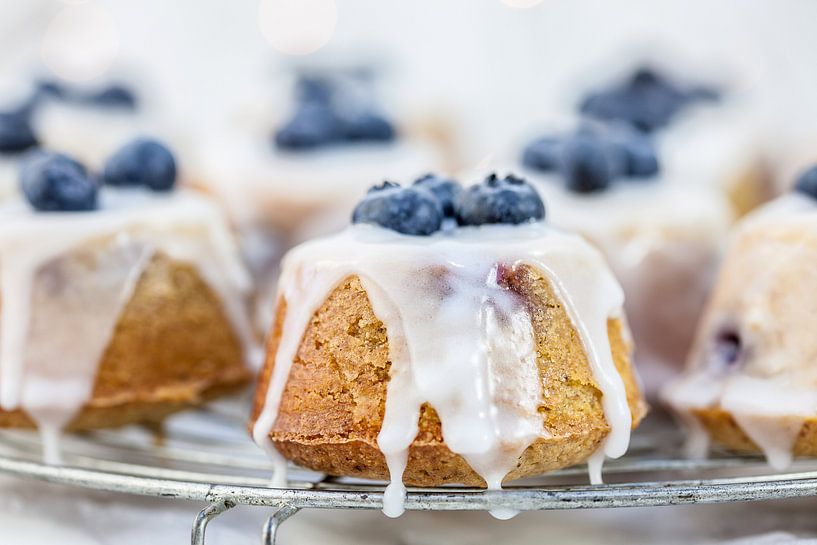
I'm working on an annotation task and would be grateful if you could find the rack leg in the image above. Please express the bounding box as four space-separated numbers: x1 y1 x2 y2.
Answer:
261 505 300 545
191 499 235 545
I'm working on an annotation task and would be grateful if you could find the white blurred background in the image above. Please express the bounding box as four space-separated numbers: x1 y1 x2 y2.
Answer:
2 0 816 168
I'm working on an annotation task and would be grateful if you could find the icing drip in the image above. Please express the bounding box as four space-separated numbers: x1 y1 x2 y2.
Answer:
523 169 732 392
664 194 817 468
253 223 632 517
0 189 256 459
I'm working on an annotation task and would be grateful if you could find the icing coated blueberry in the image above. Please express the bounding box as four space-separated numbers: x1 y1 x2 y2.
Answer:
794 165 817 200
560 136 612 194
103 137 177 192
413 174 461 218
20 151 97 211
352 182 443 235
455 173 545 226
0 110 38 153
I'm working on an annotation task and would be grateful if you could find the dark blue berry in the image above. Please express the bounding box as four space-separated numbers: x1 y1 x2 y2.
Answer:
0 110 38 153
20 151 97 211
580 67 691 133
274 102 342 150
560 136 613 194
521 136 562 172
296 75 335 105
794 165 817 200
606 124 660 178
34 79 67 101
352 182 443 235
103 137 177 191
413 174 461 218
340 111 395 142
712 329 742 371
84 84 138 109
455 173 545 226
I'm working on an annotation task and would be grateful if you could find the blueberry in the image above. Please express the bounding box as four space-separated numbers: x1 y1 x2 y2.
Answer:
20 151 97 211
34 79 67 101
0 110 38 153
580 67 690 133
560 136 612 194
455 173 545 226
413 174 461 217
85 84 138 109
521 136 562 172
103 137 177 191
296 75 335 105
606 124 660 178
794 165 817 200
274 102 341 150
352 182 443 235
340 111 395 142
712 329 742 370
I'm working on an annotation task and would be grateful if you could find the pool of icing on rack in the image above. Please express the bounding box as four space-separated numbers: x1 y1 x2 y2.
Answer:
663 193 817 469
252 222 633 518
0 189 257 462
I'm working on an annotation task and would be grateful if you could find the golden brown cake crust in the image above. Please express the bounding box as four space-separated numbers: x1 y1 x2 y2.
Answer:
0 253 251 430
691 407 817 457
252 264 646 487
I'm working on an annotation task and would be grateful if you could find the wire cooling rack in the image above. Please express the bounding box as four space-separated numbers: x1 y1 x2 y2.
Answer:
2 399 817 545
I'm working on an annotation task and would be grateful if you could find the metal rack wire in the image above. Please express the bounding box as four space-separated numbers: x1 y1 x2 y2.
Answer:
1 401 816 545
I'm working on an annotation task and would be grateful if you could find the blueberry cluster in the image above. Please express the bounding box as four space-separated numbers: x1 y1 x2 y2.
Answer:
794 165 817 200
352 173 545 236
580 67 718 133
34 79 139 110
20 137 177 212
522 122 659 194
0 80 138 157
274 76 395 151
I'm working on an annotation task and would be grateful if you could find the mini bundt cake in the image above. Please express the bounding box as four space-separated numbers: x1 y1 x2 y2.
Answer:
0 143 255 462
252 174 646 517
519 121 732 394
664 165 817 469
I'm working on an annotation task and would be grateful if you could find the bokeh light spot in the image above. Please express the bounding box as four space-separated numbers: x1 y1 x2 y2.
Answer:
41 3 119 82
258 0 338 56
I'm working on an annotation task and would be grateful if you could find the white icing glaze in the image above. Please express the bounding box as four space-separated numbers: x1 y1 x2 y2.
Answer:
519 168 733 393
252 222 633 517
663 193 817 468
0 189 257 458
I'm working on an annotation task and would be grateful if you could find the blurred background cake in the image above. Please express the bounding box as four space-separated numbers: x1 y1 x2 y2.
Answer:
0 141 255 463
664 166 817 470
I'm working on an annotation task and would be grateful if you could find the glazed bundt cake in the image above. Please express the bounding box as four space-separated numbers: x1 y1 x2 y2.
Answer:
252 174 646 517
0 143 255 462
664 165 817 469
